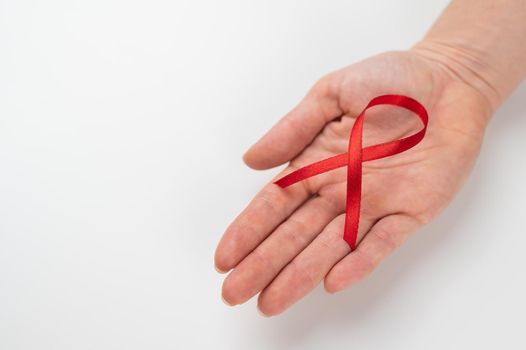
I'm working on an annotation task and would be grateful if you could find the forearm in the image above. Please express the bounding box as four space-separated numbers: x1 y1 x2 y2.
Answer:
412 0 526 112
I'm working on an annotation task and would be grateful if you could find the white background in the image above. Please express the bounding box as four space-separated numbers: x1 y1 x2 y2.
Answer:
1 0 525 349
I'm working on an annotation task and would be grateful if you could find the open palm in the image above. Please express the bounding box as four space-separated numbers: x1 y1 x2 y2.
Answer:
215 50 491 316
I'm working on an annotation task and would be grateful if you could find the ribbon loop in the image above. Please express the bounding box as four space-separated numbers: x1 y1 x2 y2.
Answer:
274 94 428 249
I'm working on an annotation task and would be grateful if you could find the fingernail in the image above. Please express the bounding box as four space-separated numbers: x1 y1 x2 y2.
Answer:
215 265 228 274
221 295 234 307
242 151 251 165
257 305 271 318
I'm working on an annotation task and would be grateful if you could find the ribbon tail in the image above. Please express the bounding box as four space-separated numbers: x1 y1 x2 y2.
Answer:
343 113 364 249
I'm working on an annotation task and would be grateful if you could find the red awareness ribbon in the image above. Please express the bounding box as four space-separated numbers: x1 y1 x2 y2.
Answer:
274 94 428 250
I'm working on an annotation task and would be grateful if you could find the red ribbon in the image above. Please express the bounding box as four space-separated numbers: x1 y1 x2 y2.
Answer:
274 94 428 250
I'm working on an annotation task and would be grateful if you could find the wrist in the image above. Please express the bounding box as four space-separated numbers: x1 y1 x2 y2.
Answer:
411 39 507 115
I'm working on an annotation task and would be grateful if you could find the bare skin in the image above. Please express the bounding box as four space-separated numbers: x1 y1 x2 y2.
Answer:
215 0 526 316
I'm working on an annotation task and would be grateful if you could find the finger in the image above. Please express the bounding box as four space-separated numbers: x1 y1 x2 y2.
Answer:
221 188 345 306
324 214 421 293
214 167 311 273
257 213 375 316
243 77 342 170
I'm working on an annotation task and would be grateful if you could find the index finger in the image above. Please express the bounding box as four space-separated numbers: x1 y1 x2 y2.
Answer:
243 75 343 170
214 167 311 273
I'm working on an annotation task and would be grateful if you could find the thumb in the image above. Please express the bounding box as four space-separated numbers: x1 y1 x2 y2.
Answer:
243 78 342 170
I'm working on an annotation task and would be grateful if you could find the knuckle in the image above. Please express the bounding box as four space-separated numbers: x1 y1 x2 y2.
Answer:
280 218 309 248
371 226 398 251
251 247 277 273
317 228 342 251
316 194 340 214
289 259 316 289
258 189 282 216
225 222 257 254
353 250 376 276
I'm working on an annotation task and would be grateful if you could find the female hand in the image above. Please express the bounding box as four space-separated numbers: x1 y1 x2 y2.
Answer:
215 49 492 316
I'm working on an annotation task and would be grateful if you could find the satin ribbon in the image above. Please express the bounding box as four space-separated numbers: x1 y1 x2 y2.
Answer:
274 94 428 250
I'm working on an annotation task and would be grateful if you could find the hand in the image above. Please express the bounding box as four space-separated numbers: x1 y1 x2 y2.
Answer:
215 49 492 316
